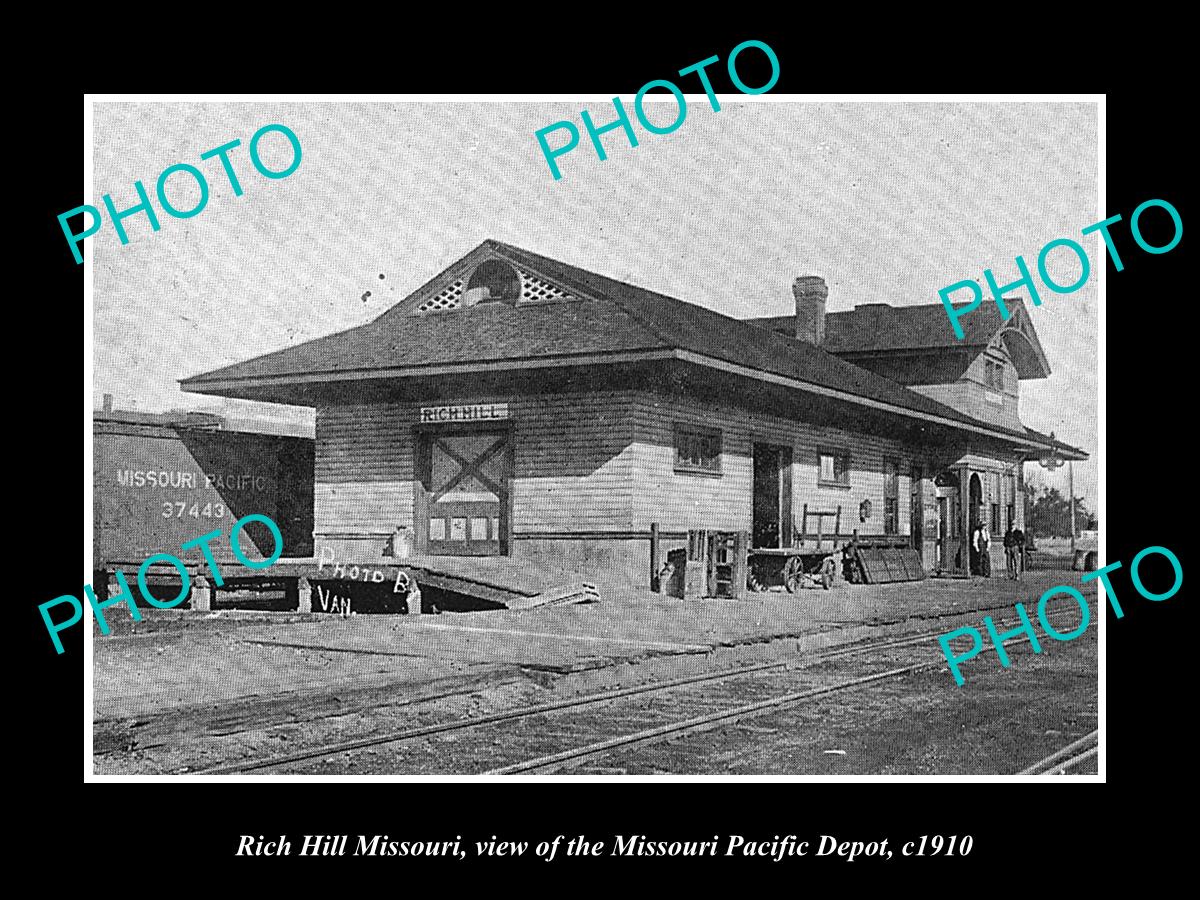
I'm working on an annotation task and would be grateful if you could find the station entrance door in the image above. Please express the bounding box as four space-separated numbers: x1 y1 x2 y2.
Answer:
752 443 793 548
416 427 511 556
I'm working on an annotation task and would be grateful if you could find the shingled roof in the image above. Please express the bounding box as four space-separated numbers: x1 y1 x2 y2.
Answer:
746 301 1007 349
182 240 1082 456
747 298 1051 380
848 302 1010 351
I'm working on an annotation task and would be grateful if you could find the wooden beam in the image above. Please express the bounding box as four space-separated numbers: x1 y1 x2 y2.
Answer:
732 531 749 601
650 522 661 592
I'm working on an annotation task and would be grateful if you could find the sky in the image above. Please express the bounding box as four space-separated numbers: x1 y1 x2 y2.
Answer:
91 100 1098 507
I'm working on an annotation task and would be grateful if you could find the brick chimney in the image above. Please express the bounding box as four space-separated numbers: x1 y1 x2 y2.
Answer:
793 276 828 344
102 393 113 413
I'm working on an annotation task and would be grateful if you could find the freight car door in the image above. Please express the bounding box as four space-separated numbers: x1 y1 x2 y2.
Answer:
419 430 510 556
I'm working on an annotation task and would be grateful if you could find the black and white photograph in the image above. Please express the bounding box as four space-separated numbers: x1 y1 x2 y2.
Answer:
83 97 1101 778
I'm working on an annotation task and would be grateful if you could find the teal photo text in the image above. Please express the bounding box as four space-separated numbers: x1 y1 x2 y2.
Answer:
940 198 1182 339
58 124 303 264
938 544 1181 685
41 513 284 654
535 40 780 181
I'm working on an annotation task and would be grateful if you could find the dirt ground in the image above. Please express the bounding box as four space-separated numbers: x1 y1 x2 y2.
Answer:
93 571 1091 717
587 628 1098 775
91 568 1100 774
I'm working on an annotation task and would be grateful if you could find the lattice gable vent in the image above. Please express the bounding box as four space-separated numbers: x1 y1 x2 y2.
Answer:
416 279 465 313
518 269 573 304
415 265 575 314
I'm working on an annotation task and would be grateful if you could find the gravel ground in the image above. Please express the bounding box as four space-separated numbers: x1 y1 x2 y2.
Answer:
92 568 1099 774
562 628 1098 775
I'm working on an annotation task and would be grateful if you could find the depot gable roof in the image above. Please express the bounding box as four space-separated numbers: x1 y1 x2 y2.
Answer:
181 240 1084 458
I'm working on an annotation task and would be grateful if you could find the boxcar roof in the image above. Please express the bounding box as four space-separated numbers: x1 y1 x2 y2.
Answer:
93 409 315 440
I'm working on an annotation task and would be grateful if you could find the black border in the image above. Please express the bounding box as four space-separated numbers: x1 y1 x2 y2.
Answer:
23 26 1191 885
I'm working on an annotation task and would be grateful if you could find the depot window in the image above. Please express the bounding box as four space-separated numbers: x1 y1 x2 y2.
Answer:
984 358 1005 391
675 424 722 475
819 450 851 487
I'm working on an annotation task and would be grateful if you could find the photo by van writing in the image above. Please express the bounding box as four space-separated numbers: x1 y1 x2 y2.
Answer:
40 513 283 654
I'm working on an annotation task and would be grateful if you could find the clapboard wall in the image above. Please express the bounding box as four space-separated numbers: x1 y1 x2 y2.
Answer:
313 387 1026 586
911 340 1022 432
315 390 933 543
629 391 920 538
314 391 639 559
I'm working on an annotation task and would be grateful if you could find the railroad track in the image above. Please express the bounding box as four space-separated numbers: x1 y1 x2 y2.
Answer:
486 661 929 774
484 631 1067 775
1017 730 1099 775
199 615 1082 775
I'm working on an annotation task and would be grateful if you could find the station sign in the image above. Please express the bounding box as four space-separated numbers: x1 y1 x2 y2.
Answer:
419 404 509 424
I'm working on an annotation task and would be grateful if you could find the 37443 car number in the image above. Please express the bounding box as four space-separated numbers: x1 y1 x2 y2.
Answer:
161 501 225 519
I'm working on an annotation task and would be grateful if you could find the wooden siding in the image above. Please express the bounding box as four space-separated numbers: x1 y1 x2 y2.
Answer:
911 341 1022 431
314 392 637 538
509 391 636 532
315 406 415 533
314 390 1032 555
315 481 413 533
629 391 917 537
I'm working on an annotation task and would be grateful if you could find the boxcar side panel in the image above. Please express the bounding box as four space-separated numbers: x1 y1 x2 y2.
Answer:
93 421 314 564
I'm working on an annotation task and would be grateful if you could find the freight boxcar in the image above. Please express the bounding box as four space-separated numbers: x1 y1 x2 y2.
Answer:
93 409 314 601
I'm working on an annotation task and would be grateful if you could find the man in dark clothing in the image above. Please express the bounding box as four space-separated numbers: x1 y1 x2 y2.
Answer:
1013 528 1027 576
1004 526 1019 580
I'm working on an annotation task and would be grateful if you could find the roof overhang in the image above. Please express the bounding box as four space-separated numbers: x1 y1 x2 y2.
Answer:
182 347 1086 460
181 349 677 404
670 350 1084 458
998 324 1052 379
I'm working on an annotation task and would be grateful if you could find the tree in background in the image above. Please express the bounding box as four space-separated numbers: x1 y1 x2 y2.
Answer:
1028 485 1092 537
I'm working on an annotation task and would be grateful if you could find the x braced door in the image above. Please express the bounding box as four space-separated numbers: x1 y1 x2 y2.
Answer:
419 430 510 556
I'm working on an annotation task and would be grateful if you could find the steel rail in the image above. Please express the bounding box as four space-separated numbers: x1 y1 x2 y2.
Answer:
199 658 789 774
486 662 928 774
487 627 1089 775
1017 730 1099 775
1046 746 1099 775
199 613 1082 775
199 621 974 774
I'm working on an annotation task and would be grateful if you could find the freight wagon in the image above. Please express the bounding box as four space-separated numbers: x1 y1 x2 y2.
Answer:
92 407 314 606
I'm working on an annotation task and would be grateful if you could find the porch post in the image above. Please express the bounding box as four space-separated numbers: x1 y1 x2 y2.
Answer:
958 466 971 575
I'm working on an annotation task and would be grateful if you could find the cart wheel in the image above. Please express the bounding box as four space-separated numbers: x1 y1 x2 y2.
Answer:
783 556 804 593
747 569 764 593
820 557 835 590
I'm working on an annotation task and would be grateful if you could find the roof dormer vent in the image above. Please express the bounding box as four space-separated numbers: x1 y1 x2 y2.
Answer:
465 259 522 306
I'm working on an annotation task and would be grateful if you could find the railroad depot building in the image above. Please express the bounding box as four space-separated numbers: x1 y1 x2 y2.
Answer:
181 240 1087 587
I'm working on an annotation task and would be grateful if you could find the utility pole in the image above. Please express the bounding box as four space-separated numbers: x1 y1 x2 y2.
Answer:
1037 436 1071 552
1068 459 1076 555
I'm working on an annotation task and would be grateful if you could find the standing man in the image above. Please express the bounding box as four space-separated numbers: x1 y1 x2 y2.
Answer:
1003 524 1018 580
1014 526 1027 577
979 520 992 578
